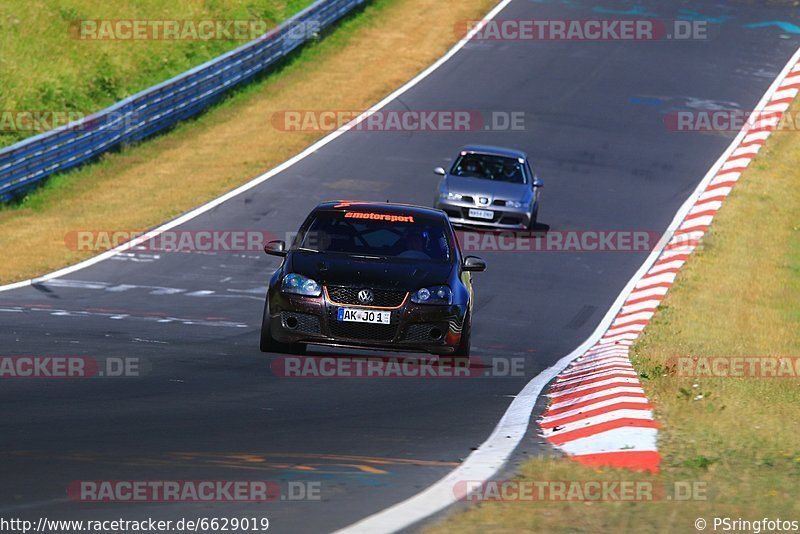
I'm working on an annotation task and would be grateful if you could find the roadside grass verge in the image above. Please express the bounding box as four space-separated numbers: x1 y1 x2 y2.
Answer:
0 0 313 147
428 101 800 532
0 0 496 283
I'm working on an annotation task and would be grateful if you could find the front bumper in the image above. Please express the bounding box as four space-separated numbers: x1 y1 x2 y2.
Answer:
435 198 532 230
268 288 467 354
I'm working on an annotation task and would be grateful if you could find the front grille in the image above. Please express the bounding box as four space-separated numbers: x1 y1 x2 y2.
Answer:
492 199 507 207
461 195 475 204
280 312 321 335
326 286 407 308
329 321 398 341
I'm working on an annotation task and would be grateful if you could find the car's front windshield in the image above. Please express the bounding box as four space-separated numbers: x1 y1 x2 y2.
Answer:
295 210 451 262
450 153 528 184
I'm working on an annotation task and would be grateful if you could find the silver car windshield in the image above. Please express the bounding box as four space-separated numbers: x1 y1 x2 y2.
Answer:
450 154 528 184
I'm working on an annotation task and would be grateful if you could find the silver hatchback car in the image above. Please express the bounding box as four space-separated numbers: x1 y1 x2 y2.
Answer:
433 145 543 230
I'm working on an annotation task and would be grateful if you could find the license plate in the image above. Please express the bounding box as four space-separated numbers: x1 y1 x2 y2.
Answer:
337 307 391 324
468 208 494 220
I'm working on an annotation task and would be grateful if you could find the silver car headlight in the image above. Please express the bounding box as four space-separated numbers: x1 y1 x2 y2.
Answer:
440 192 463 201
411 285 453 305
506 200 525 209
282 273 322 297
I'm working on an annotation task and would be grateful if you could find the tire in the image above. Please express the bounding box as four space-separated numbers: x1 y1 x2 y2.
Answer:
452 311 471 358
260 299 306 354
527 205 539 230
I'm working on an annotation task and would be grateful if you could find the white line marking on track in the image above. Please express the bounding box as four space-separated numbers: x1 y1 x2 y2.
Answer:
0 306 247 328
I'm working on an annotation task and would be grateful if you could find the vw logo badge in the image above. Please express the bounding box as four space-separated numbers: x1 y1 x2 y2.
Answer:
357 289 374 305
479 197 489 205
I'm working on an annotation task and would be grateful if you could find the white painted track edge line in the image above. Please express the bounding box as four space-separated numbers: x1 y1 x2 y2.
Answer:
336 46 800 533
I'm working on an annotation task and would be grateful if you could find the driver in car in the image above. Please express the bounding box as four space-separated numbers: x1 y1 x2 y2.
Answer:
400 229 430 259
500 160 521 182
459 155 485 178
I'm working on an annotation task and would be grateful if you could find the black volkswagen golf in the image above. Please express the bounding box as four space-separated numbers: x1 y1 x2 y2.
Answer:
260 201 486 356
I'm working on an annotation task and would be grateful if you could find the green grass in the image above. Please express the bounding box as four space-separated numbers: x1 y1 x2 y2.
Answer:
0 0 314 147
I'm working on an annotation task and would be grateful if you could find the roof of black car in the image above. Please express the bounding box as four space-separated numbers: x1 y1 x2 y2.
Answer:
316 201 447 218
460 144 528 160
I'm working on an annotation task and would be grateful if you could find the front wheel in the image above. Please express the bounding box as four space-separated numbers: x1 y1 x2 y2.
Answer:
260 299 306 354
452 311 471 358
527 205 539 230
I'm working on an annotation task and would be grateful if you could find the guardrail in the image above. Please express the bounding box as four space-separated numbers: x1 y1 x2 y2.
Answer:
0 0 366 202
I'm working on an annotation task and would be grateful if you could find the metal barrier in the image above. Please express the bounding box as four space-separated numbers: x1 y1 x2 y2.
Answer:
0 0 366 202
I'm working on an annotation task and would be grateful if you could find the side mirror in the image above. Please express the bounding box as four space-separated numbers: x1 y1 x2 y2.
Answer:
434 167 446 176
264 240 287 257
533 176 544 188
463 255 487 272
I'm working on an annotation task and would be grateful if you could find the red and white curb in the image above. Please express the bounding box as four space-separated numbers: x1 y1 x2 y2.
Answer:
538 58 800 474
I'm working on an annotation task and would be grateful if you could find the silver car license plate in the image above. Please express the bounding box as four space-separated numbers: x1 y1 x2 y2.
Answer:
468 208 494 220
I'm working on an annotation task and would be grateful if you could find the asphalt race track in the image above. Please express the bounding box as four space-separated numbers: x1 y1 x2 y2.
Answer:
1 1 799 532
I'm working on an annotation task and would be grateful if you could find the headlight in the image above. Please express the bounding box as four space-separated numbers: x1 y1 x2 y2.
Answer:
411 285 453 305
440 192 463 201
282 273 321 297
506 200 524 209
